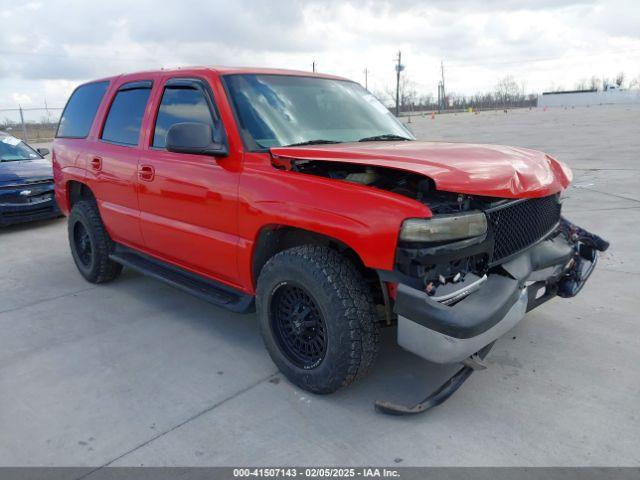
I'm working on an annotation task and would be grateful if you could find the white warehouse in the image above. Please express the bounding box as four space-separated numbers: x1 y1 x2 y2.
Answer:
539 88 640 108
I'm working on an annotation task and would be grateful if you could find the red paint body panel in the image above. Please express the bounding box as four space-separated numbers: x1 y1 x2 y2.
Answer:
134 72 243 285
235 152 429 289
53 67 573 296
271 141 572 199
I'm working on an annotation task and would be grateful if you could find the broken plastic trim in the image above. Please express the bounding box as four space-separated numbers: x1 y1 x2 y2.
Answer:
374 342 495 415
430 274 488 305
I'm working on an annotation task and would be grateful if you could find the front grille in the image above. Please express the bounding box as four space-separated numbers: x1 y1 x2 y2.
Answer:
486 195 561 264
0 193 54 205
0 180 52 191
0 181 54 204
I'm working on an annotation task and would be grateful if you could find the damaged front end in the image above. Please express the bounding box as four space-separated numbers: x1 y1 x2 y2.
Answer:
271 154 609 415
377 194 609 414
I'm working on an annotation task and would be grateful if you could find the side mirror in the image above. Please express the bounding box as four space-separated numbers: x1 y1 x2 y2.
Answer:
166 122 228 157
37 147 50 157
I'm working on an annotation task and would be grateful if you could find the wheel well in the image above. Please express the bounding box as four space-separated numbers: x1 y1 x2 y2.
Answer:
67 181 95 207
252 226 384 304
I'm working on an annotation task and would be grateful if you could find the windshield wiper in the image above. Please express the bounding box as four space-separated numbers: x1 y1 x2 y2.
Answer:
283 139 342 147
358 134 412 142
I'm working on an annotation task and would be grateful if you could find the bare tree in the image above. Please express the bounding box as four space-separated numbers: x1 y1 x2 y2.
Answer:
379 74 538 114
615 72 625 88
589 76 601 91
545 81 570 92
372 89 392 108
383 76 419 112
495 76 522 107
575 78 588 90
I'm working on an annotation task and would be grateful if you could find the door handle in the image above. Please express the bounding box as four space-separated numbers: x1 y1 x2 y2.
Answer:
138 165 155 181
90 157 102 171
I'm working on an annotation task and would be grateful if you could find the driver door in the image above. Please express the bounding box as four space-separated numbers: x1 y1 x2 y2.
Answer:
137 77 240 285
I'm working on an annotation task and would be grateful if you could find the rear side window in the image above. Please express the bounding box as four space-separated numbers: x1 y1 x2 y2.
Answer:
153 87 215 149
101 82 152 146
57 81 109 138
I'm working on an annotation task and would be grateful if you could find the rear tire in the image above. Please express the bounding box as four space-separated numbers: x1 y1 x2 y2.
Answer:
256 245 379 394
68 200 122 283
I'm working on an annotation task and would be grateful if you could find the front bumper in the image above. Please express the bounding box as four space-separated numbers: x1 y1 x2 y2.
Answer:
395 220 604 364
0 195 60 226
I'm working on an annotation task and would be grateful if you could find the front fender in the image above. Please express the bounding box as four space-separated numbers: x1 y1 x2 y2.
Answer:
236 164 430 291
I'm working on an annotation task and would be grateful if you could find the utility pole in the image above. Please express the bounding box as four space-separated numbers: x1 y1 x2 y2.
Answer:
395 51 404 116
312 61 316 73
18 105 28 141
363 67 368 90
44 98 51 123
440 61 446 110
437 60 446 113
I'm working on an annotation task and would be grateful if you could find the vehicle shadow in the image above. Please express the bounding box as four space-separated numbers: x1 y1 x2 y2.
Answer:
0 216 65 234
330 327 464 414
112 267 463 417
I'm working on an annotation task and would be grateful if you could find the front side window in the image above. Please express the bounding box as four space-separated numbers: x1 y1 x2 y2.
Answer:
153 86 215 149
57 81 109 138
101 84 152 146
223 74 413 149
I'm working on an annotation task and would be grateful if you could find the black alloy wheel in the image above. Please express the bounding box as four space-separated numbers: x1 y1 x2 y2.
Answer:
271 283 328 369
73 221 93 267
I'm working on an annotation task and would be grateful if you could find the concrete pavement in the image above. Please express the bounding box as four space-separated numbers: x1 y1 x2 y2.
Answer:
1 105 638 468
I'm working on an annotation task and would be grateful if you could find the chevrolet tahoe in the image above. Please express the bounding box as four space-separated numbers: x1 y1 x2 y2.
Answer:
53 67 608 414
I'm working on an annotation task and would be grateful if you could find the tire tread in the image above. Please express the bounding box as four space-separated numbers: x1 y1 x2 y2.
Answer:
257 245 380 393
68 200 122 283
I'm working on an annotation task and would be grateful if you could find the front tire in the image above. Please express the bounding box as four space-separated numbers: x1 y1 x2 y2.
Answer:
68 200 122 283
256 245 379 394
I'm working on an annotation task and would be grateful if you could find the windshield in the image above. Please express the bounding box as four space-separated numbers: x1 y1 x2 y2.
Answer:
223 74 414 149
0 135 40 162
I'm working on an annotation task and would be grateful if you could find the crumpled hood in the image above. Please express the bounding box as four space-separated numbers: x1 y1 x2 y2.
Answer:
270 141 572 198
0 158 53 185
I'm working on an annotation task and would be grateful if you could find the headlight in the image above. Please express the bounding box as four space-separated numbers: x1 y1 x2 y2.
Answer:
399 211 487 242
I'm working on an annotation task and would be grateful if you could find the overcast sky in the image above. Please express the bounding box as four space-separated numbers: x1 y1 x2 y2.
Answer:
1 0 639 116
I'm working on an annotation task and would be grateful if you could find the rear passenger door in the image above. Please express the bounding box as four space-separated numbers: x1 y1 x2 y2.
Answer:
137 78 240 285
92 81 152 248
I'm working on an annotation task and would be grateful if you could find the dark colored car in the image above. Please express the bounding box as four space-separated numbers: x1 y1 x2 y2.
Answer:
0 131 60 226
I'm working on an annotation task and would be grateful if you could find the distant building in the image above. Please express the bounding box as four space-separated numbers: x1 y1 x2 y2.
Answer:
539 88 640 107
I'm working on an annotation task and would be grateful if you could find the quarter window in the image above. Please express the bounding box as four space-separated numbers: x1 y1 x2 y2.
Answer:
153 86 215 149
101 84 152 146
57 81 109 138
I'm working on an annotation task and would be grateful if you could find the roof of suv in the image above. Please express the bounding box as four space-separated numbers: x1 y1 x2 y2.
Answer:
92 66 350 84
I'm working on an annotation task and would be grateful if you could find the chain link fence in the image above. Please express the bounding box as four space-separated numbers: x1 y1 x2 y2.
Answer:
0 105 63 143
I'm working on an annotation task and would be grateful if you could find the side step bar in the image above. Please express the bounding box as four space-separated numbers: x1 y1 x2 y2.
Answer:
109 245 254 313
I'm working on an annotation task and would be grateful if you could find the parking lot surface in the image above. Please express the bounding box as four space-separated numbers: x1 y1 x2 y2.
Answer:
1 105 639 468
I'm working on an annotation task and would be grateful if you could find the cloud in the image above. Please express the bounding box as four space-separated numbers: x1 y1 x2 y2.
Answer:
0 0 638 107
12 93 32 105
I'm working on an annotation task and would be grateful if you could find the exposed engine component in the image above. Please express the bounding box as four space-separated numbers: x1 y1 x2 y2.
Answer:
277 158 536 301
344 170 380 185
287 159 430 198
281 158 510 214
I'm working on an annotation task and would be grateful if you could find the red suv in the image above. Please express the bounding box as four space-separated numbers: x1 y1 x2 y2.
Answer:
53 67 607 414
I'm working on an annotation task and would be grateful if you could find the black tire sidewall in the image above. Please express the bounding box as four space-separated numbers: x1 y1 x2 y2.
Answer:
68 205 99 281
257 249 371 394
